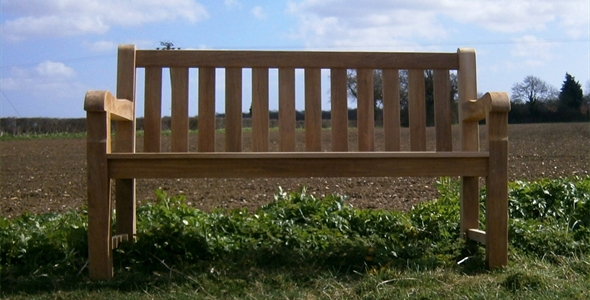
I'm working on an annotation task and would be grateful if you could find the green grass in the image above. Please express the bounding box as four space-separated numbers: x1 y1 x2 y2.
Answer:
2 176 589 299
3 255 589 299
0 132 87 141
0 126 341 141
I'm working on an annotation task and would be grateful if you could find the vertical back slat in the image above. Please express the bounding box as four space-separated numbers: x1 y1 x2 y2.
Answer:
434 69 452 152
225 67 242 152
305 68 322 151
198 67 216 152
357 69 374 151
252 67 269 152
382 69 401 151
279 68 296 152
144 67 162 152
330 68 348 151
170 67 189 152
409 69 426 151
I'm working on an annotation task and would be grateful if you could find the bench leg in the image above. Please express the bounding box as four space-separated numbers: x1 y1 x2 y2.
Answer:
88 177 113 280
87 112 114 280
460 176 479 236
486 115 509 269
485 175 508 269
115 179 136 240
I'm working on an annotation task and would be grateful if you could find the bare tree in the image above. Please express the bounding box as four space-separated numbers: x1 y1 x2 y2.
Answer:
511 75 558 105
346 69 458 125
157 41 180 50
346 69 384 108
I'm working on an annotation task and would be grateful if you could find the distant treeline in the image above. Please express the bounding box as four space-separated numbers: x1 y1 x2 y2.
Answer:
1 106 587 135
0 110 352 135
508 102 589 124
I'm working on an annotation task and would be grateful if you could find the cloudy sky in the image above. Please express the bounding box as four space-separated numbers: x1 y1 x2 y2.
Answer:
1 0 588 118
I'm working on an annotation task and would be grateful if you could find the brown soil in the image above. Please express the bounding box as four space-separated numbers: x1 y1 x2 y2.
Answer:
1 123 588 218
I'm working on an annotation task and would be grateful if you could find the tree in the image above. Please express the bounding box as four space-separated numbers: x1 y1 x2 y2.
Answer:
346 69 383 108
511 75 558 105
157 41 180 50
558 73 583 111
511 76 558 121
346 70 458 126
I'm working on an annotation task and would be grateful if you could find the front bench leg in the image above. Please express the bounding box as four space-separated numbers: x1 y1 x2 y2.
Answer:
87 112 114 280
485 111 509 269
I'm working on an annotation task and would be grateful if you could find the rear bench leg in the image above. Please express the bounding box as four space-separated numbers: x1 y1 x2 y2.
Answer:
115 179 136 241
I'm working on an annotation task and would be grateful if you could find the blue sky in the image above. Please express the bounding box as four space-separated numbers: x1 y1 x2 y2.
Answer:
1 0 589 118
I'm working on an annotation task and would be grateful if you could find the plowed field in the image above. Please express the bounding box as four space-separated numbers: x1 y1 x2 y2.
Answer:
1 123 588 218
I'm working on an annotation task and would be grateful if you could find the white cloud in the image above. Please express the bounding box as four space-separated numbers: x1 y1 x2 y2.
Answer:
0 62 87 116
251 6 267 19
288 1 447 50
1 68 33 91
0 77 19 90
2 61 76 92
288 0 589 49
511 35 553 67
224 0 242 9
0 0 209 41
35 61 76 78
84 40 118 52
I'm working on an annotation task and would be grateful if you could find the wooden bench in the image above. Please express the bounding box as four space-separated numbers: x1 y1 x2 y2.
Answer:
84 45 510 280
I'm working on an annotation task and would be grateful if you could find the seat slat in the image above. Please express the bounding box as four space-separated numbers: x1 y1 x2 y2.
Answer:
108 152 489 179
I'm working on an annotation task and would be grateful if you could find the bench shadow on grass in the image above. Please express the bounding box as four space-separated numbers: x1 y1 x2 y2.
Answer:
2 241 491 298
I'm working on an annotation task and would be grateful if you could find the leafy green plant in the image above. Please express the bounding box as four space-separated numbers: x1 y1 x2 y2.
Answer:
506 176 590 257
2 176 590 291
0 210 88 277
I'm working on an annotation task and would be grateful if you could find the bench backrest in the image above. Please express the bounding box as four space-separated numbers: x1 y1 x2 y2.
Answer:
114 45 480 154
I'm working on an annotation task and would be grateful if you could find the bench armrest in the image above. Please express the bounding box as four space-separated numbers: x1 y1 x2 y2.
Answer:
84 90 134 121
461 92 510 122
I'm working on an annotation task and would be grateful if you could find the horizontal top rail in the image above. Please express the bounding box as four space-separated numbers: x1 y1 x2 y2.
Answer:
136 50 460 69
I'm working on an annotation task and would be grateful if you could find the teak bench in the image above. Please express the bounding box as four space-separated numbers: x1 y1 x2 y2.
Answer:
84 45 510 280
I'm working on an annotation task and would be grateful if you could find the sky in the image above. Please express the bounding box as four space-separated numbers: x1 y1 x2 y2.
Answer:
1 0 589 118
